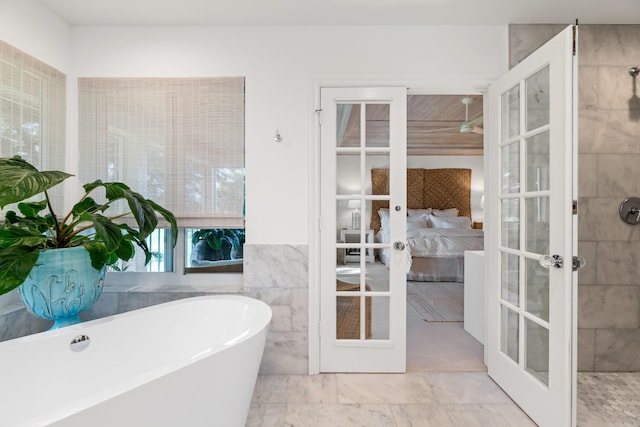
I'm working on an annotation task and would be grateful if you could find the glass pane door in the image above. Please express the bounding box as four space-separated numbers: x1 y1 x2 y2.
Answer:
499 64 552 386
487 25 576 427
336 102 390 341
320 86 407 373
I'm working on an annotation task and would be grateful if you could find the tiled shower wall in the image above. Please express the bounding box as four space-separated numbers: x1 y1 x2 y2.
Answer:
510 24 640 371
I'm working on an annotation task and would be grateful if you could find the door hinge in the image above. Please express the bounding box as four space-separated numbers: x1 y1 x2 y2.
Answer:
315 108 323 126
318 322 322 337
572 25 577 56
572 199 578 215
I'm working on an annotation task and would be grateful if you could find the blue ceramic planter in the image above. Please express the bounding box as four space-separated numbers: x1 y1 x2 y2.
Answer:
18 247 105 330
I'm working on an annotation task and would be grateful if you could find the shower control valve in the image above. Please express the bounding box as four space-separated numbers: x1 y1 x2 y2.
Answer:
619 197 640 225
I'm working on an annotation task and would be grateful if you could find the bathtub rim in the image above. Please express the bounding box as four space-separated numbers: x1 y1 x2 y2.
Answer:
1 294 272 427
2 293 271 345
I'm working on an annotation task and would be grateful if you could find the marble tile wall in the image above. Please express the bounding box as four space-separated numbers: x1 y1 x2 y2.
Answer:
510 24 640 371
0 291 210 342
243 244 309 375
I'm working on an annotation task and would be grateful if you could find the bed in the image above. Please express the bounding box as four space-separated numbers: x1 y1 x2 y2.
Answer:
371 168 484 282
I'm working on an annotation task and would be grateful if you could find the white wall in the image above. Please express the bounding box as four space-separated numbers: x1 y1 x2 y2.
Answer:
0 0 70 309
0 0 70 72
69 25 508 244
1 18 508 244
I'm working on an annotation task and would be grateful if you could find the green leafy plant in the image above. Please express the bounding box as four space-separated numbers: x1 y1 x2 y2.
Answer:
0 156 178 295
192 228 244 260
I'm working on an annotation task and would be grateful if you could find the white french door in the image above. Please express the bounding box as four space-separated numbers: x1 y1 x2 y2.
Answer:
319 87 407 372
486 26 577 426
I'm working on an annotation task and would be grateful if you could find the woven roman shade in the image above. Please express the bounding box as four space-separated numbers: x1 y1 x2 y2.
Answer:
77 77 245 228
0 41 66 214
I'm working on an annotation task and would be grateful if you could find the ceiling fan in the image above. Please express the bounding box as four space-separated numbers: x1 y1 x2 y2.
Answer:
417 96 484 135
458 96 483 135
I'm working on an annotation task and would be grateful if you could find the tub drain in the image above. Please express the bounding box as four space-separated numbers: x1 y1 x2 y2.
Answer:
70 335 91 352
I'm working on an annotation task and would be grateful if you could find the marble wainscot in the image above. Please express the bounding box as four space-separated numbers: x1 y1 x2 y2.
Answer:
243 244 309 374
0 289 215 342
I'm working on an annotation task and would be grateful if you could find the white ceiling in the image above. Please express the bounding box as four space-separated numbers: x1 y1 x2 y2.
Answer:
38 0 640 26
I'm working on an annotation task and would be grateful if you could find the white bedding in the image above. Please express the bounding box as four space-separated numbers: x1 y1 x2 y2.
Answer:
377 209 484 267
406 227 484 257
379 227 484 266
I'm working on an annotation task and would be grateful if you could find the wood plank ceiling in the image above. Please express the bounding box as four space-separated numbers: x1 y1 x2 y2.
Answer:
338 94 483 156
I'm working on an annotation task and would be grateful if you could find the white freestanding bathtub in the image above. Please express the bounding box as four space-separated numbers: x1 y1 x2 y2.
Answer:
0 295 271 427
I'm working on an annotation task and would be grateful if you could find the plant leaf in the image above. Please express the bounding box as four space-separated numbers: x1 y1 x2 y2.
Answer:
4 210 18 224
82 241 109 271
147 199 178 246
89 182 159 240
82 179 108 194
118 224 150 261
105 251 119 266
0 245 40 295
90 214 123 252
0 156 72 209
72 197 102 216
122 190 157 240
17 201 47 218
103 182 131 198
0 227 48 249
114 239 135 261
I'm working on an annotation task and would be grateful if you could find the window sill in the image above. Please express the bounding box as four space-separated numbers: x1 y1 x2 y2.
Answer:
102 271 243 294
186 258 243 273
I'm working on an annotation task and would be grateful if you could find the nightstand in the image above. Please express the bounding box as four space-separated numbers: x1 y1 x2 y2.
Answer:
339 229 375 263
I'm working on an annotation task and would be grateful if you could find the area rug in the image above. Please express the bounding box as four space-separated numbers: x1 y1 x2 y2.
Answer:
407 281 464 322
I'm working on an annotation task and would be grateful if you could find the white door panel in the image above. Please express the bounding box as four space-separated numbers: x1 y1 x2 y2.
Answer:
319 87 407 372
486 25 577 426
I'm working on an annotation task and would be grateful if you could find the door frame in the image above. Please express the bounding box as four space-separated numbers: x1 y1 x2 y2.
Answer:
308 76 495 374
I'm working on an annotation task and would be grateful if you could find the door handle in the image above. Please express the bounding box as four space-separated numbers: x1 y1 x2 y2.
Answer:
572 256 587 271
539 254 563 269
393 241 405 251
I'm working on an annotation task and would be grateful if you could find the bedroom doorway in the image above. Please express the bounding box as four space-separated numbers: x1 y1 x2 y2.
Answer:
402 94 486 372
315 88 488 373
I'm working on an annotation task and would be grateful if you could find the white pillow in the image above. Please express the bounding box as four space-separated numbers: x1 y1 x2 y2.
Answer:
378 208 390 230
406 215 427 231
429 215 472 229
431 208 459 217
407 208 432 217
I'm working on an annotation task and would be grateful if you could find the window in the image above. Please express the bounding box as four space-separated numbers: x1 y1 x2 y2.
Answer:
78 77 245 283
0 41 66 214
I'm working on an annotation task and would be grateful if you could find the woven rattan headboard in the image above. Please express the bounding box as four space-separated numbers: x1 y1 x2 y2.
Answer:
370 168 471 232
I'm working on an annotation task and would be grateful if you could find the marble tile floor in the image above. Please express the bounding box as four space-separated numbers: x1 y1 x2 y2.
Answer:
248 371 640 426
247 301 535 426
246 372 536 426
247 284 640 426
577 372 640 427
